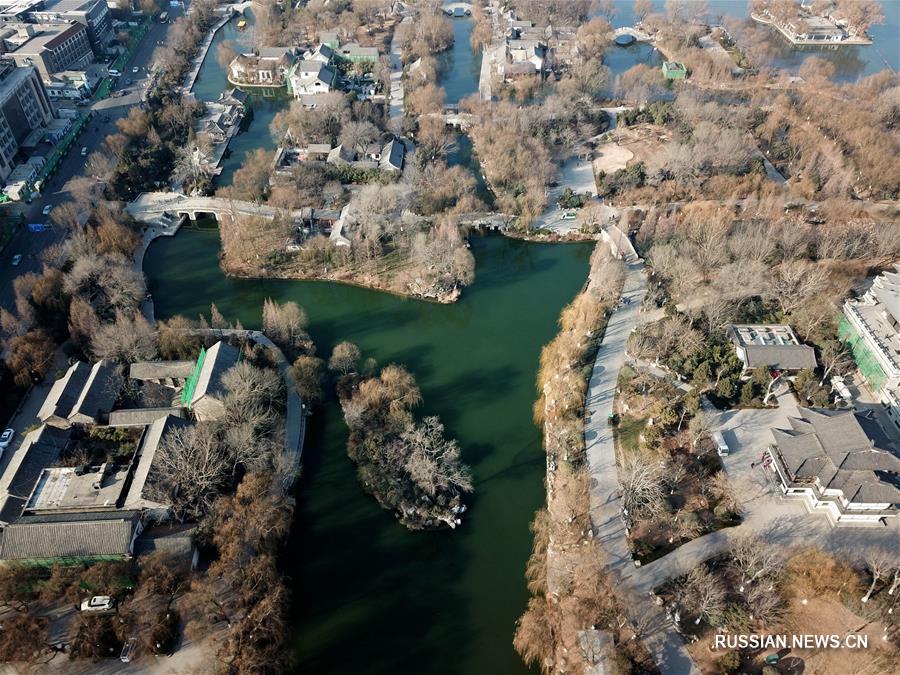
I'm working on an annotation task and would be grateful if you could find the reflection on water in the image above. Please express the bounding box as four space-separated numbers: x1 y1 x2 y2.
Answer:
437 17 482 104
144 230 593 675
600 0 897 83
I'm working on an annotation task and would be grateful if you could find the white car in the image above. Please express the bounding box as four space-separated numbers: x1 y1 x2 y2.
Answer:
81 596 116 612
0 428 12 450
11 254 22 266
80 147 88 157
42 204 52 216
132 66 139 74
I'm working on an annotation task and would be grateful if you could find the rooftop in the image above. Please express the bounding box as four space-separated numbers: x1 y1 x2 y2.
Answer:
37 359 121 426
0 425 70 524
772 408 900 505
190 341 240 406
0 510 141 561
727 324 817 370
8 21 81 54
25 463 129 513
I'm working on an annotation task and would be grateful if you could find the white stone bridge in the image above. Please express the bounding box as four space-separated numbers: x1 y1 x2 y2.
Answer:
126 192 339 225
127 193 513 233
443 2 472 16
613 26 653 42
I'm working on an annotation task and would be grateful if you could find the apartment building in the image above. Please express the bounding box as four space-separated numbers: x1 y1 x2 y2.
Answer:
5 21 93 80
0 60 52 181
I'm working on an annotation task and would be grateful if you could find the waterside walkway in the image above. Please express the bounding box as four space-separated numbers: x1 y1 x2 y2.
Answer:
584 261 702 674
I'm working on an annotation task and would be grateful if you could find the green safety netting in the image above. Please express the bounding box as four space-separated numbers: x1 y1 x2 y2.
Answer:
181 346 207 408
838 316 886 391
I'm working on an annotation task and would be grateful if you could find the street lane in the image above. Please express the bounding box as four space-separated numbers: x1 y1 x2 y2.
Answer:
0 2 188 311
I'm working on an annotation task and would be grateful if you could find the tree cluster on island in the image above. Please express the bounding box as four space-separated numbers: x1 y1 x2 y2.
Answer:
331 344 472 530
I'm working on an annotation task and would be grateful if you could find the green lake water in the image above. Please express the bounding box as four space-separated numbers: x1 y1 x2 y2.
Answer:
144 228 593 674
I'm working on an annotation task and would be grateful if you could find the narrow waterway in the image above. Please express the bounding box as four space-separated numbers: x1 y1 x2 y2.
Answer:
438 16 482 103
150 15 595 673
145 229 593 674
191 10 280 186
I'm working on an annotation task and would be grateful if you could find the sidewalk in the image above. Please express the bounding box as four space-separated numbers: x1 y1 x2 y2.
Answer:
584 261 702 674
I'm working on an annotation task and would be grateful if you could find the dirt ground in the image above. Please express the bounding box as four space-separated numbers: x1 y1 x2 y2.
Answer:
688 596 898 674
594 124 670 174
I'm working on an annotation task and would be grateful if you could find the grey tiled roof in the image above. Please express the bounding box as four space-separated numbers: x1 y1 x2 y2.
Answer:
0 511 141 561
124 415 188 509
134 524 195 559
107 407 185 428
37 361 90 422
190 341 240 406
37 360 120 424
380 138 405 172
129 360 195 381
743 344 817 370
772 408 900 505
0 425 70 524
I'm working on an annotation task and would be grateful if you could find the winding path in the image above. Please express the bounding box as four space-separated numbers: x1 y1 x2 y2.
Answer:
584 261 702 674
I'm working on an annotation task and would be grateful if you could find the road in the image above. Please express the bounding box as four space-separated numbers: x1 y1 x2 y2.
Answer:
0 2 189 312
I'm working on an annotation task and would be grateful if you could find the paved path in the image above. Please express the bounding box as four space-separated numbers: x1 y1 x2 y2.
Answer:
584 261 703 674
388 16 410 121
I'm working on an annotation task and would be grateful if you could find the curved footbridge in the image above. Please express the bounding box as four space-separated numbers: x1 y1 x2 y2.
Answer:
126 192 339 228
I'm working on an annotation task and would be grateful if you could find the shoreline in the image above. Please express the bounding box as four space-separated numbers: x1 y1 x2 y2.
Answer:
750 12 872 47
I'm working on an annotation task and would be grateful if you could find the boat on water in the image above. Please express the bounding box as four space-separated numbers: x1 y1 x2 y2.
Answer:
236 18 247 30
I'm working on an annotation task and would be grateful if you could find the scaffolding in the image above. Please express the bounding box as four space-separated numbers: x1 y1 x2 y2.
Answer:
180 346 206 408
838 316 886 391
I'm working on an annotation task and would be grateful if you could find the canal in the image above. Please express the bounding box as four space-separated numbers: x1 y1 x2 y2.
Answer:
150 5 897 672
154 12 593 675
145 228 593 675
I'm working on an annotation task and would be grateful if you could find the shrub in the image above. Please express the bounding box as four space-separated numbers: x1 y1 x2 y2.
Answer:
717 649 742 673
596 163 646 198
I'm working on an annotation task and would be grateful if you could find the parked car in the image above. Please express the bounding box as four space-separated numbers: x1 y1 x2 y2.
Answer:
80 596 116 612
42 204 52 216
561 210 577 220
132 66 139 74
0 428 13 450
11 254 22 266
80 146 88 156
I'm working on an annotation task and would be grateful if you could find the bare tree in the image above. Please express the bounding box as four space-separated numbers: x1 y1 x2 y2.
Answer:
680 566 726 626
328 341 361 376
619 454 666 522
402 416 473 497
90 311 158 362
770 261 831 315
861 551 894 603
289 355 325 403
261 298 309 353
149 424 231 520
818 339 852 386
730 536 782 592
745 581 786 627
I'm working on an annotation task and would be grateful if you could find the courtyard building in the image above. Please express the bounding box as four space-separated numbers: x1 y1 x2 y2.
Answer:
726 323 818 375
765 407 900 526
